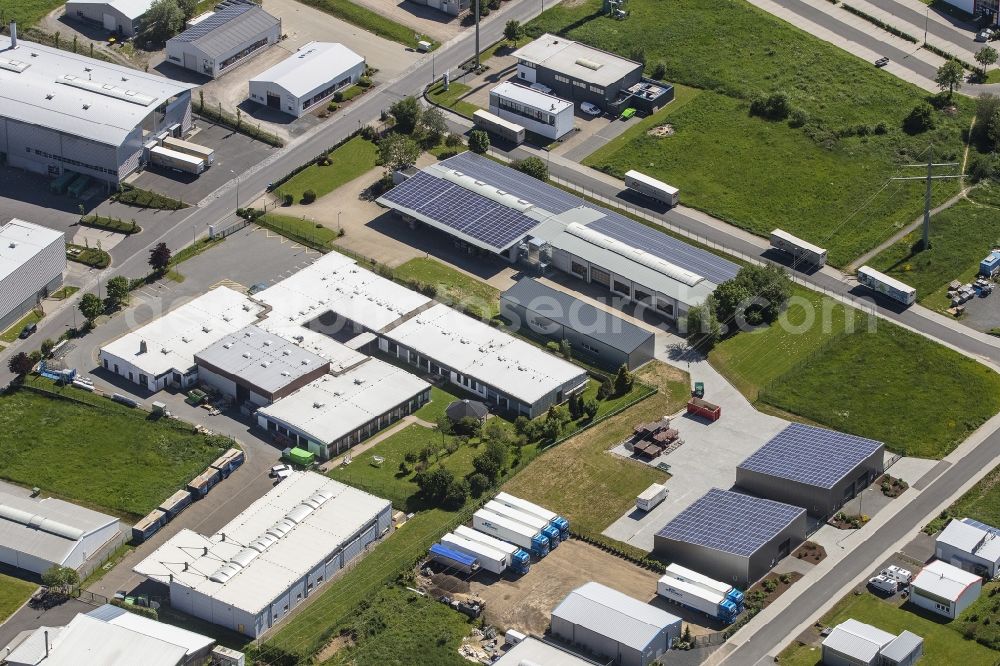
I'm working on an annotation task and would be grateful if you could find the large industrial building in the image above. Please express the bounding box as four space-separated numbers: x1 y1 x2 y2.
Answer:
0 490 120 576
821 619 923 666
935 518 1000 579
378 152 738 324
249 41 365 118
500 278 654 370
495 637 602 665
0 219 65 332
489 81 574 140
99 286 265 392
408 0 469 16
0 30 196 186
134 472 392 637
653 488 807 588
511 34 673 113
65 0 152 37
910 559 982 619
550 582 681 666
736 423 885 518
166 2 280 79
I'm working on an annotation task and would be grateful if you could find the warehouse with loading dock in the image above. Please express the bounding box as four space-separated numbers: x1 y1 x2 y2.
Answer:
0 29 196 186
134 472 392 637
736 423 884 519
249 41 365 118
166 1 280 79
0 219 65 333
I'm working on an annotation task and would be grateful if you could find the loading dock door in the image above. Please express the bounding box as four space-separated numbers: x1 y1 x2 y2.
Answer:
266 92 281 109
183 52 197 70
103 13 117 30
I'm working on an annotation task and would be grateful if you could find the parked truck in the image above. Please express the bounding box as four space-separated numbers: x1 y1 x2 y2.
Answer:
657 575 739 624
484 500 562 546
636 483 668 512
687 397 721 422
162 137 215 166
663 563 744 609
429 543 479 574
454 525 531 575
473 509 550 558
150 145 205 175
493 492 570 539
441 532 508 575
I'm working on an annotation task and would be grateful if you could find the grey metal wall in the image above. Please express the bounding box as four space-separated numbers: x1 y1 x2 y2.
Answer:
821 645 877 666
936 541 999 578
745 511 807 586
0 233 64 332
532 65 643 109
653 535 750 589
2 117 121 183
551 616 643 666
65 1 142 36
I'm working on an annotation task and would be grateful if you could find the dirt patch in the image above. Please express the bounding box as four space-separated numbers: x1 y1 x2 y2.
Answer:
315 633 355 662
878 474 909 498
747 571 803 609
648 124 675 137
793 541 827 565
469 539 661 636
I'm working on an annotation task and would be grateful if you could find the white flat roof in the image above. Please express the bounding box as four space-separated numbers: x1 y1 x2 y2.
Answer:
938 519 989 554
494 637 598 665
134 472 390 614
0 35 196 147
912 559 981 601
0 219 64 285
0 491 117 567
86 604 214 657
107 0 155 20
250 41 363 98
386 303 589 405
512 33 641 88
491 81 572 113
255 251 431 333
256 358 430 445
100 286 264 378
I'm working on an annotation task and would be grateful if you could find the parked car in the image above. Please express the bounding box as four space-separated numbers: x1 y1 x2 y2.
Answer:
270 464 292 478
874 57 890 68
19 322 37 339
530 82 553 94
247 282 268 295
977 29 994 42
580 102 602 116
620 107 637 120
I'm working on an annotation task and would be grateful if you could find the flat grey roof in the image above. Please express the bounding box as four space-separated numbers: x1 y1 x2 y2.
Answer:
0 491 118 565
512 33 642 88
501 278 653 353
881 630 923 662
552 582 680 652
168 3 279 58
194 324 329 395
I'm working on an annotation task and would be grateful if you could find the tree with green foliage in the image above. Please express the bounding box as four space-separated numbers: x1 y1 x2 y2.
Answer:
420 107 448 145
568 392 582 419
468 472 490 497
41 565 79 595
613 364 634 396
7 352 33 377
468 130 490 154
541 413 563 441
481 419 512 447
177 0 198 19
935 60 964 98
596 376 614 400
443 478 469 508
414 467 454 503
141 0 184 44
989 107 1000 150
512 156 548 181
378 133 420 172
686 301 722 348
903 102 935 134
712 264 791 329
711 279 753 326
389 96 422 134
504 20 523 45
977 46 998 76
79 292 103 324
105 276 130 310
472 438 509 481
582 398 599 420
558 338 572 360
149 242 171 274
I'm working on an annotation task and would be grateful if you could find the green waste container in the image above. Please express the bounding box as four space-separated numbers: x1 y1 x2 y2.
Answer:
288 447 315 467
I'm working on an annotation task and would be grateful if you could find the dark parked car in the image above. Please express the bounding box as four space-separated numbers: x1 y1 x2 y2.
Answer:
874 57 890 68
19 322 37 339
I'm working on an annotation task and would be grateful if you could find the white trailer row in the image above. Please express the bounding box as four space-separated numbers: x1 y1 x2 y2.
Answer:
441 532 509 575
472 509 550 558
484 500 561 546
163 137 215 166
455 525 531 574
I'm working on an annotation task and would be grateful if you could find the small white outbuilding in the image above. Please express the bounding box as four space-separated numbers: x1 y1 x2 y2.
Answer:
249 42 365 118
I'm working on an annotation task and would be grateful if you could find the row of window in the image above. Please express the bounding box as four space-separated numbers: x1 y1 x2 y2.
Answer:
218 37 270 72
29 147 116 175
303 75 353 110
549 74 604 95
569 260 675 315
493 96 555 126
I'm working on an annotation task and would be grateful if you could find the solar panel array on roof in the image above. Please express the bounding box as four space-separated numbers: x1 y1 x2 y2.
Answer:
171 2 254 42
442 151 581 214
380 171 538 250
963 518 1000 536
737 423 883 489
655 488 805 557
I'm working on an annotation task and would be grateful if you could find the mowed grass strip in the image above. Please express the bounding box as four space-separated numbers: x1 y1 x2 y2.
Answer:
394 257 500 317
778 592 998 666
536 0 973 265
294 0 432 48
927 462 1000 533
413 385 460 423
277 136 378 203
0 573 37 624
427 82 479 118
0 384 227 517
502 362 689 536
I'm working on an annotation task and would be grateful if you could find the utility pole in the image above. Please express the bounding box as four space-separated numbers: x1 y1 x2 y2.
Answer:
474 0 480 69
891 150 963 251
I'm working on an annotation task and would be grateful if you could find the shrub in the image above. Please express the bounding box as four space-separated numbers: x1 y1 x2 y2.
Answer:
651 62 666 79
333 91 344 103
282 193 293 206
302 190 317 204
358 76 372 88
327 101 338 112
874 121 888 135
749 91 792 120
469 130 490 154
903 103 935 133
788 108 808 128
445 132 464 148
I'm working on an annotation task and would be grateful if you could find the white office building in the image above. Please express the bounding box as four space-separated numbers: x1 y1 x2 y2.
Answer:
99 286 264 392
65 0 153 37
489 81 574 140
134 472 392 637
249 41 365 118
166 2 280 79
0 490 120 576
821 619 923 666
910 559 982 619
0 219 64 332
0 30 196 185
935 518 1000 579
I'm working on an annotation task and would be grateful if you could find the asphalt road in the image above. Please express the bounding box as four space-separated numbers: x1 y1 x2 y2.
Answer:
867 0 976 49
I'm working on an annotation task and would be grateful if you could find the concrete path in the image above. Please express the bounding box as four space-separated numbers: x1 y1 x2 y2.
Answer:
317 414 425 472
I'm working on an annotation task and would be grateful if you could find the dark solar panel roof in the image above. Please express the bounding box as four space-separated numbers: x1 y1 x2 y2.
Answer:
655 488 805 557
439 153 739 284
737 423 884 490
501 278 654 352
170 2 279 58
963 518 1000 536
380 171 538 251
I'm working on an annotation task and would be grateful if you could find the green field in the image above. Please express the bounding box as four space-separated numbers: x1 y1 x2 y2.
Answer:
413 385 460 423
427 82 479 118
0 573 36 624
778 592 999 666
323 587 472 665
0 383 229 517
957 582 1000 651
295 0 435 48
530 0 974 266
927 463 1000 533
870 186 1000 311
257 213 340 250
6 0 64 27
394 257 500 317
276 136 379 203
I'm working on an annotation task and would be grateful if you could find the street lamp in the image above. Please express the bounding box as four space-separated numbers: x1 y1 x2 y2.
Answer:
337 211 342 233
230 169 239 212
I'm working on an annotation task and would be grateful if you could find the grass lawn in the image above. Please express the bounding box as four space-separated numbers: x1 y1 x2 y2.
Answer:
536 0 974 266
1 310 43 343
295 0 435 48
66 244 110 268
323 586 472 665
394 257 500 317
926 462 1000 533
6 0 64 27
257 213 340 251
502 362 689 536
50 286 79 300
276 136 378 203
869 191 1000 311
956 582 1000 650
427 82 479 118
778 592 998 666
413 385 461 423
0 381 229 517
0 573 36 624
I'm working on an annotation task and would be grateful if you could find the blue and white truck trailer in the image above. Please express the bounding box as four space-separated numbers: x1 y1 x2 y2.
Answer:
657 563 744 623
473 509 550 558
484 500 562 547
493 492 570 539
454 525 531 575
429 544 479 574
441 532 508 575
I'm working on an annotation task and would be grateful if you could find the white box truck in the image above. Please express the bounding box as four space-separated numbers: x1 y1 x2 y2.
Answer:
441 532 508 575
454 524 530 575
636 483 668 512
473 509 549 558
484 500 561 545
150 146 204 174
